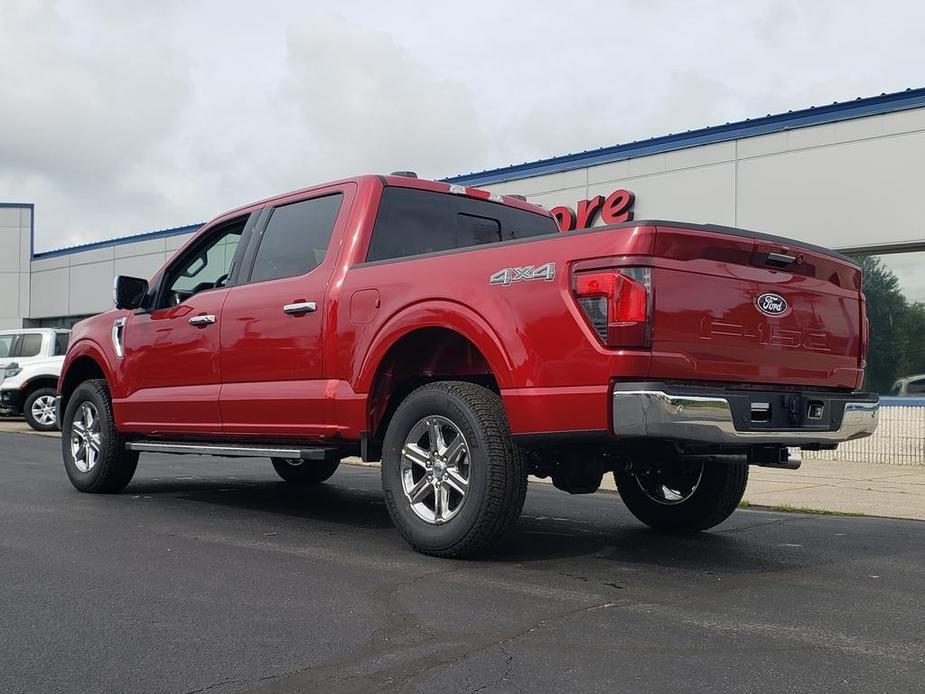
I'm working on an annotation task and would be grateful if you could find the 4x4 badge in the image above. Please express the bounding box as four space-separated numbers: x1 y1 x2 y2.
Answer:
489 262 556 286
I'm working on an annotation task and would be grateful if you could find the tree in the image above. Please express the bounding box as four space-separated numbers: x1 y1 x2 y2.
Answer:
856 256 918 393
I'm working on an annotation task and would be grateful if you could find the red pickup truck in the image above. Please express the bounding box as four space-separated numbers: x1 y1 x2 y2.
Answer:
57 173 879 557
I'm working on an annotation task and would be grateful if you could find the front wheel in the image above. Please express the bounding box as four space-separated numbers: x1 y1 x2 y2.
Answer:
24 387 58 431
615 461 748 532
61 379 138 493
381 381 527 558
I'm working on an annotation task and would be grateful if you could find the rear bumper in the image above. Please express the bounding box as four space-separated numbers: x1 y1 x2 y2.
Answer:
612 383 878 447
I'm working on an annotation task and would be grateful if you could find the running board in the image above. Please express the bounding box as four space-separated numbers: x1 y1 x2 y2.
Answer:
125 441 340 461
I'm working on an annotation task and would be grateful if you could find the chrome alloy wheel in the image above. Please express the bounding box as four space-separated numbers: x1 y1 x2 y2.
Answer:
70 402 102 473
31 395 57 427
633 463 704 505
400 416 471 525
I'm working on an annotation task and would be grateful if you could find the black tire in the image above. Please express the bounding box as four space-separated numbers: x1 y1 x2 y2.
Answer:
381 381 527 558
615 461 748 532
61 379 138 493
24 386 58 431
271 457 340 484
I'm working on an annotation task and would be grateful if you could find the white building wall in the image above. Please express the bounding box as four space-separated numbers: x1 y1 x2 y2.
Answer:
26 231 195 319
0 205 32 329
483 107 925 252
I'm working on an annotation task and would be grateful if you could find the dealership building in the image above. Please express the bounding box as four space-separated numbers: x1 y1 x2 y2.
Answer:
2 87 924 401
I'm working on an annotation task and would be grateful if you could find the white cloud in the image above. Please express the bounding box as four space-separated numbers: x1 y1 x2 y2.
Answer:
279 13 493 183
0 0 924 252
0 1 194 248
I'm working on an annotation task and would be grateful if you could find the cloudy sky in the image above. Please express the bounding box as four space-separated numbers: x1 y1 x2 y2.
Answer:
2 0 924 253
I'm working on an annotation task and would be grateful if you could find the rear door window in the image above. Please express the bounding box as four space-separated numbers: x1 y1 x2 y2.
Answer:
366 187 557 262
250 194 343 283
15 333 43 358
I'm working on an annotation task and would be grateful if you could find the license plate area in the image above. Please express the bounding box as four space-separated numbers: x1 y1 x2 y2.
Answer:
727 392 842 432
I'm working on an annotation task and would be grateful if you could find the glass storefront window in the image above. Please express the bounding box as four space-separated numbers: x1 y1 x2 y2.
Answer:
851 251 925 395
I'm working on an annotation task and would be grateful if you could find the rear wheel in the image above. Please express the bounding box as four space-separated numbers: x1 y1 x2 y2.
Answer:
615 461 748 532
24 387 58 431
271 457 340 485
61 379 138 493
381 381 527 558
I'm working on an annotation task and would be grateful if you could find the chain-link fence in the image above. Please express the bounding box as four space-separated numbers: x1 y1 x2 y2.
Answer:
805 399 925 465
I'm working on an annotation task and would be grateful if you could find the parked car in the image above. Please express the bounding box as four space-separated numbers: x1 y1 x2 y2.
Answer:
0 329 69 431
56 173 878 557
889 374 925 397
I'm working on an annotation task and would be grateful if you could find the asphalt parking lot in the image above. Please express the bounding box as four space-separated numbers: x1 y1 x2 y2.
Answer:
2 432 923 693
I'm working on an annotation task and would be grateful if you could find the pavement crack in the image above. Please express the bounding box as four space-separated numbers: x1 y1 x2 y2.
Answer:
184 676 240 694
402 598 623 694
467 642 514 694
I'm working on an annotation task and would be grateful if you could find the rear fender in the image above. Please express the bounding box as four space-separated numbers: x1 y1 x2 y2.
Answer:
356 300 516 393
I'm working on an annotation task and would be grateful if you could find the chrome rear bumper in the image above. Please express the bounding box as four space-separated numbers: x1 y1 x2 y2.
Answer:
612 388 879 446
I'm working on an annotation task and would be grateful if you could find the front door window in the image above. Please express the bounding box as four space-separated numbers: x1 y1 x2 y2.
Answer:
162 226 242 308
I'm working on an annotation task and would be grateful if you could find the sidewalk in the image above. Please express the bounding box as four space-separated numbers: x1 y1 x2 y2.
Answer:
551 458 925 522
741 458 925 521
2 418 921 521
0 418 59 438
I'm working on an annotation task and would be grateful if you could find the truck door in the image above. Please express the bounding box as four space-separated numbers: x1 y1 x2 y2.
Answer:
219 184 352 438
117 215 251 434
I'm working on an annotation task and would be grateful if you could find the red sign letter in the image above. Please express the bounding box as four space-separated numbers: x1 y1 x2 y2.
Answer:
575 195 604 230
600 189 635 224
551 205 576 231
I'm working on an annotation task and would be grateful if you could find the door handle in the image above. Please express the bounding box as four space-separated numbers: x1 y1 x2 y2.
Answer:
283 302 317 315
766 252 796 267
189 314 216 326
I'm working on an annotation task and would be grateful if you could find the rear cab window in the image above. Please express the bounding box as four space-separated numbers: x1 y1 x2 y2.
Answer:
366 187 557 262
54 333 70 356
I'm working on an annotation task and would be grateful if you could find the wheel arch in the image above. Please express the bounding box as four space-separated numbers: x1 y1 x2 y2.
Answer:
360 301 516 441
22 376 60 397
59 340 114 415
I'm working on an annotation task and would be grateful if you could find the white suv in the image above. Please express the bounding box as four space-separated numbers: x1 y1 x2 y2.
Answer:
0 329 70 431
890 374 925 397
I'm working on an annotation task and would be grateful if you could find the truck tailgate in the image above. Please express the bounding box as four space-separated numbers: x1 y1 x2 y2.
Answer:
648 223 864 389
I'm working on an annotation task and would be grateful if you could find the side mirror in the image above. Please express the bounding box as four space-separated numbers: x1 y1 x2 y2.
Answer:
113 275 149 310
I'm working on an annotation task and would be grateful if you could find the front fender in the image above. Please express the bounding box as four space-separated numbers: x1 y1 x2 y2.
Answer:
60 337 118 395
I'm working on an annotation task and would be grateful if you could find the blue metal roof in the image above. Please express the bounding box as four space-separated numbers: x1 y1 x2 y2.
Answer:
30 222 203 260
446 87 925 187
881 396 925 408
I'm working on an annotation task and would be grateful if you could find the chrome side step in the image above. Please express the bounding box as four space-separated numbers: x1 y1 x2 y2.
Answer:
126 441 339 461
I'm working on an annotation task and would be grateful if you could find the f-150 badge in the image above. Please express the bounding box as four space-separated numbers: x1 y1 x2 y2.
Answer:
489 262 556 286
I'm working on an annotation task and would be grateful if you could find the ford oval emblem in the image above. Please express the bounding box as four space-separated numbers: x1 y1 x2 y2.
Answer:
756 292 789 317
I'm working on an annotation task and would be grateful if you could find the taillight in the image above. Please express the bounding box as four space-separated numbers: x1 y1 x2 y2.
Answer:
573 267 652 347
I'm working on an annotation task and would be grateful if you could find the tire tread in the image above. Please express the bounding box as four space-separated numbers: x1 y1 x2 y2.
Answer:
62 379 138 493
616 462 748 532
383 381 526 558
